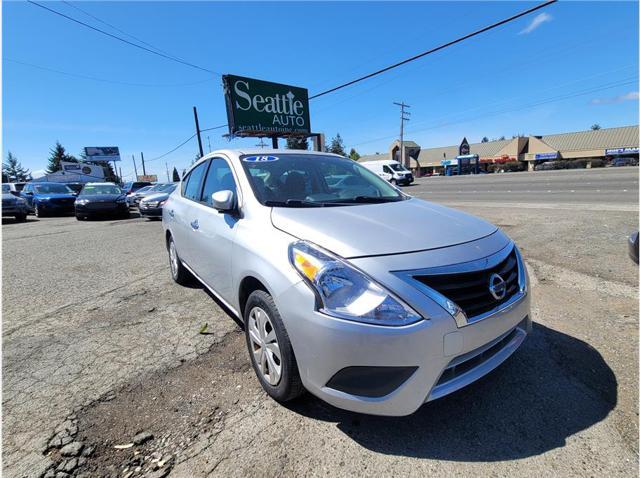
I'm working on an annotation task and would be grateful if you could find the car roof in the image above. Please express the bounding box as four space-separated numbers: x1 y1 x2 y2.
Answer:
85 182 116 186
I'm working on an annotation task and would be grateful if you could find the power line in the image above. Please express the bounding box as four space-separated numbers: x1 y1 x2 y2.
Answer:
60 0 174 57
5 58 214 88
27 0 219 76
309 0 557 99
145 124 228 163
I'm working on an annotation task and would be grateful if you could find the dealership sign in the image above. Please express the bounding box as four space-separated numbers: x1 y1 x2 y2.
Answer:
223 74 311 137
59 161 104 180
605 147 639 155
83 147 121 162
534 152 558 160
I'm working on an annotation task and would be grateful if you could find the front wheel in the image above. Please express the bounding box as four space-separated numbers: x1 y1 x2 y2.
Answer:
390 178 397 186
34 204 44 217
245 290 304 402
15 213 26 222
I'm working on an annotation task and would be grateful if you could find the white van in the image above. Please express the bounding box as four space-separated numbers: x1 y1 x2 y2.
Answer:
360 160 414 186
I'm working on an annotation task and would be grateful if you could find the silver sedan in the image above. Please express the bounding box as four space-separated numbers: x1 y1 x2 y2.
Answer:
163 149 531 416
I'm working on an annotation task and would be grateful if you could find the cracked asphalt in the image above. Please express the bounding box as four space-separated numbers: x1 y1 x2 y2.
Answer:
2 167 638 477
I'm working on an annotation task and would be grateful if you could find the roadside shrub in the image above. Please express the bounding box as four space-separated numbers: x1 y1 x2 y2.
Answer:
590 159 606 168
502 161 526 172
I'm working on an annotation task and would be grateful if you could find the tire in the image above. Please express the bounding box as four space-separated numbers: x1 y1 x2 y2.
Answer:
121 210 131 219
390 179 397 186
15 213 26 222
244 290 304 402
167 235 193 286
34 204 45 217
75 214 85 221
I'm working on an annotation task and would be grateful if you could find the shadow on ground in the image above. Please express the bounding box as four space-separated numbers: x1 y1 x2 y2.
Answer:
285 322 617 462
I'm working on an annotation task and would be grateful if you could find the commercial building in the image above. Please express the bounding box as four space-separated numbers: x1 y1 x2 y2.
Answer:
358 125 639 175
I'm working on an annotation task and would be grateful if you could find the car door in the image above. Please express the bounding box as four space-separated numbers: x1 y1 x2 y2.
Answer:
188 157 240 300
167 160 209 267
21 184 34 209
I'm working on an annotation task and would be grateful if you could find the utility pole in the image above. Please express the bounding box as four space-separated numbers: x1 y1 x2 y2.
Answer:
132 155 138 180
256 138 267 149
119 166 123 183
393 102 411 169
165 162 170 182
193 106 204 158
207 136 212 153
140 152 147 176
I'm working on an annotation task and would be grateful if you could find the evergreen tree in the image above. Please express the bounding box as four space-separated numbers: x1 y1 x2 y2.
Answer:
591 124 602 130
172 167 180 182
46 141 77 173
327 134 346 156
481 137 489 143
3 151 31 182
286 136 309 150
348 148 361 161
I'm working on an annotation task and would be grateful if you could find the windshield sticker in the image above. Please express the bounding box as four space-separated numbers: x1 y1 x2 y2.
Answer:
243 155 279 162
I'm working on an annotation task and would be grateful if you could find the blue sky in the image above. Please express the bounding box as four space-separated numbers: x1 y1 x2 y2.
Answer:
3 1 639 179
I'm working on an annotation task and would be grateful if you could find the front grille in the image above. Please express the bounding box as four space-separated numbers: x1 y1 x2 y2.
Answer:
2 200 15 207
50 198 75 206
413 247 519 319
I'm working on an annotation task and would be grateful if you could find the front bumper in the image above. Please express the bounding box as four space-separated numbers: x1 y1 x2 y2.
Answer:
139 205 163 217
36 202 75 214
275 235 531 416
75 202 128 216
2 204 28 215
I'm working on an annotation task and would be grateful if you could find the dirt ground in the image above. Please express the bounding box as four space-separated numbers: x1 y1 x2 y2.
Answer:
2 168 638 477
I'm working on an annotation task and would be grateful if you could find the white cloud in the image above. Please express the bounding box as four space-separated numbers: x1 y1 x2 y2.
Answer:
591 91 640 105
519 12 553 35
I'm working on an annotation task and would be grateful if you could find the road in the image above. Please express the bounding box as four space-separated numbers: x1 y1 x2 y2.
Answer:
411 166 638 207
2 167 638 478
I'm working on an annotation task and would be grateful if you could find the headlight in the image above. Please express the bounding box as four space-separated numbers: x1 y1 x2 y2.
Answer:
16 197 26 204
115 197 126 203
289 241 422 326
158 200 166 206
76 199 89 205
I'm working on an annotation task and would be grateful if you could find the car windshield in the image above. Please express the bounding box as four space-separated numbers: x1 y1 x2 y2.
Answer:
135 186 152 193
81 185 123 195
34 184 73 194
389 163 407 172
240 154 404 207
2 184 10 193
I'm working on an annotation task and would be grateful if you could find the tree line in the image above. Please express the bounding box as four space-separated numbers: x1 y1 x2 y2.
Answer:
286 133 361 160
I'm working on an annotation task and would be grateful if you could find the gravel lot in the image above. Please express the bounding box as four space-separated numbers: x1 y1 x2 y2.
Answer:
2 167 638 477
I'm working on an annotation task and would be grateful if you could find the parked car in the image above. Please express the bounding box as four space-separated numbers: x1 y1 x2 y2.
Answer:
132 182 176 207
360 159 414 186
612 157 638 167
126 185 153 206
138 184 177 220
163 150 531 416
20 182 76 217
74 182 129 220
629 231 639 264
2 182 28 196
534 161 556 171
122 181 153 205
2 191 29 221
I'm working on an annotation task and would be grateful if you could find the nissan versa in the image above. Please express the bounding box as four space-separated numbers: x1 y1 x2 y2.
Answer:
163 150 531 416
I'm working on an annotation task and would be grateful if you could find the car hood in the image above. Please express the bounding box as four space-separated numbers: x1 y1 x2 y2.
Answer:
34 193 76 200
142 192 169 202
270 197 498 258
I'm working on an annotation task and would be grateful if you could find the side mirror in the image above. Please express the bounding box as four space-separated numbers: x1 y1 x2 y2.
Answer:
24 191 33 196
212 190 235 212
